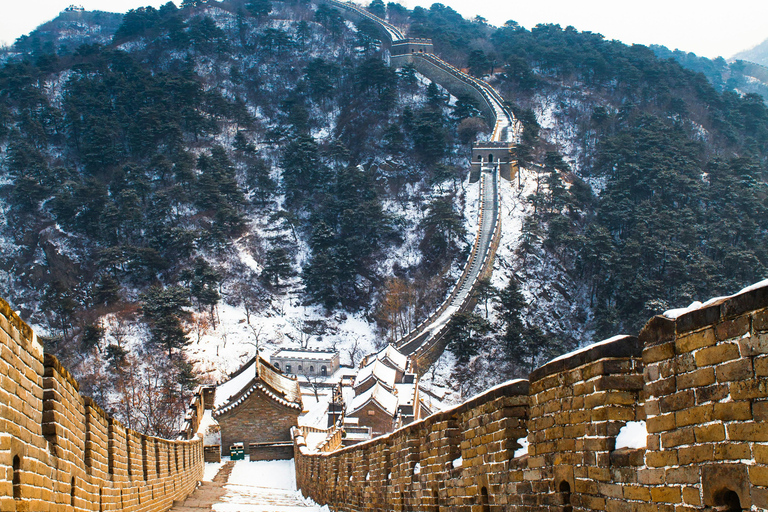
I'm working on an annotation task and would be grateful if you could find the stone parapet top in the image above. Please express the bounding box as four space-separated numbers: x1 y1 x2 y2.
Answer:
529 334 641 383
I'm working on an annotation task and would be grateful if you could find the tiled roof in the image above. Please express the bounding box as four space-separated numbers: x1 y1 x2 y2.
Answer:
349 382 399 417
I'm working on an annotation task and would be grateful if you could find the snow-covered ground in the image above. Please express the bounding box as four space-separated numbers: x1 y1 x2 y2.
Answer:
213 459 330 512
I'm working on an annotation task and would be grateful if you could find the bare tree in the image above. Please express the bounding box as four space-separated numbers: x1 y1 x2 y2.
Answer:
302 370 321 403
346 334 362 367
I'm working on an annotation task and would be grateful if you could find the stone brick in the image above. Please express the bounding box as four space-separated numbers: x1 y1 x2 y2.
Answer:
676 328 716 354
754 444 768 464
757 355 768 377
750 466 768 487
713 401 752 421
675 404 713 428
727 423 768 442
694 423 725 443
651 486 682 503
694 383 728 404
715 358 753 382
715 316 750 341
676 368 715 389
730 379 768 400
694 343 740 367
659 390 694 413
754 309 768 332
753 400 768 421
682 486 701 506
643 342 675 364
661 427 694 448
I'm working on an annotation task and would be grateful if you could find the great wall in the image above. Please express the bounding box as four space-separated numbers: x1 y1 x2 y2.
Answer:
294 282 768 511
0 297 204 511
2 1 768 511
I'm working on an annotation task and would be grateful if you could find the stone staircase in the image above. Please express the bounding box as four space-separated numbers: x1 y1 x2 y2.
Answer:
171 460 324 512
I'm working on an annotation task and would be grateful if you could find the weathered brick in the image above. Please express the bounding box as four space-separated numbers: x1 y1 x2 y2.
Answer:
659 390 694 413
753 400 768 421
713 401 752 421
644 342 675 364
682 486 701 506
676 328 716 353
750 466 768 486
694 343 740 367
715 316 750 341
728 423 768 442
662 427 694 448
715 358 753 382
675 404 713 427
730 379 768 400
694 423 725 443
753 308 768 332
676 368 715 390
651 486 682 503
694 383 728 404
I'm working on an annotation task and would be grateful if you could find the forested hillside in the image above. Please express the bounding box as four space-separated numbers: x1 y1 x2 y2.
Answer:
1 0 767 420
392 4 768 394
0 0 476 433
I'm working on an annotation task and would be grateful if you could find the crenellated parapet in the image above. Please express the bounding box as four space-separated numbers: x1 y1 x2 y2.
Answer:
294 281 768 511
0 297 204 512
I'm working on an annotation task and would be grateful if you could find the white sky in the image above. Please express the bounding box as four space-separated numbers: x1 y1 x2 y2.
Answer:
1 0 767 59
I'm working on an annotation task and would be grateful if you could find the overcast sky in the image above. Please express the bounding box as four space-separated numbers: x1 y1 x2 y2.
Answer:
1 0 766 60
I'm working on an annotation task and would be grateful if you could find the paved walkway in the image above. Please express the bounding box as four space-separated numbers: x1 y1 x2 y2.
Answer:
171 460 325 512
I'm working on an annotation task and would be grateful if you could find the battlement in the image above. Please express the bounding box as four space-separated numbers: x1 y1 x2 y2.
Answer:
390 38 434 56
0 297 204 512
294 281 768 511
470 141 517 181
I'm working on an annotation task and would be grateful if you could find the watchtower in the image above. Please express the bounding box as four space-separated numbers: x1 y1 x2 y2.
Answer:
390 38 434 67
470 141 516 181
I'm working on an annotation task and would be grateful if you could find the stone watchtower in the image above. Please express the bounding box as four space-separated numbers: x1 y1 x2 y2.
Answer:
389 38 434 67
470 141 517 182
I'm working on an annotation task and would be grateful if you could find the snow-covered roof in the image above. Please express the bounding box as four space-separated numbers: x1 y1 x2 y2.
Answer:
215 357 258 409
349 382 399 417
376 344 408 372
257 357 302 405
213 355 302 416
395 382 416 406
353 360 396 390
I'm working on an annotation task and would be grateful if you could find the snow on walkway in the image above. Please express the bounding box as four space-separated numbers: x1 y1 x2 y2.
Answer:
213 459 330 512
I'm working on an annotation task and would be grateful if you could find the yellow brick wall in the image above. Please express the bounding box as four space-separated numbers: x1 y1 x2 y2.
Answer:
0 298 204 512
294 284 768 512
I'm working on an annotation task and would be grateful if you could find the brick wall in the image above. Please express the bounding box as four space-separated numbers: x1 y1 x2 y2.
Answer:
294 283 768 511
0 298 203 512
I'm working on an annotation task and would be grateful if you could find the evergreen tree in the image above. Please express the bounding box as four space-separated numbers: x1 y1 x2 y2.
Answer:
141 286 192 358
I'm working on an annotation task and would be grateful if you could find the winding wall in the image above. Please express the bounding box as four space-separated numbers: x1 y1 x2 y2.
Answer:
0 298 204 512
294 282 768 511
324 0 514 372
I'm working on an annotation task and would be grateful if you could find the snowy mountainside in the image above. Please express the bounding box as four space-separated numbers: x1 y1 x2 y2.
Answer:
0 0 481 430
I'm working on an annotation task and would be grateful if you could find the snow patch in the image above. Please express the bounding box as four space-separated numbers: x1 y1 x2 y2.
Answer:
513 437 529 458
615 421 647 450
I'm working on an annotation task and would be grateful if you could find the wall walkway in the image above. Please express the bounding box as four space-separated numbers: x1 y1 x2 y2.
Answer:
323 0 514 373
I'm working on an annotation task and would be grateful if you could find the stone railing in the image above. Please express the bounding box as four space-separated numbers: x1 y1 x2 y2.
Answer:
0 298 203 512
294 281 768 511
